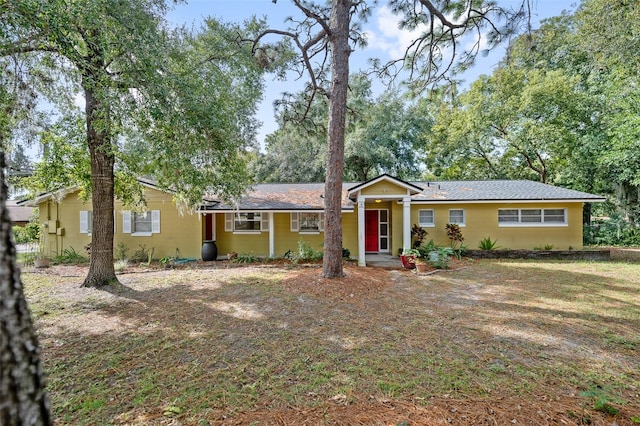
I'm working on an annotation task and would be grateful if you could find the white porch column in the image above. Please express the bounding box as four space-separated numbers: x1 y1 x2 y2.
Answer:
211 213 216 241
269 212 275 258
403 197 411 252
357 196 366 267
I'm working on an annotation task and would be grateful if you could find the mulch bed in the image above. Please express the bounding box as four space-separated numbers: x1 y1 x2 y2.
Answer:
221 395 635 425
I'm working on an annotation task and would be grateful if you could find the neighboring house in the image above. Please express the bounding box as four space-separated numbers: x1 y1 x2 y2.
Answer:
6 200 36 227
21 174 605 266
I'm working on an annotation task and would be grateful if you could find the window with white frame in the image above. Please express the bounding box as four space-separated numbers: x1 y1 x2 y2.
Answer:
498 208 567 226
133 212 152 233
122 210 160 235
418 209 434 227
449 209 465 226
291 212 324 233
234 212 261 231
224 212 269 232
80 211 93 234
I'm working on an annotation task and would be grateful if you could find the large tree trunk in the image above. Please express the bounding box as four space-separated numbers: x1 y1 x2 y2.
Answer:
0 151 51 425
322 0 350 278
82 83 118 288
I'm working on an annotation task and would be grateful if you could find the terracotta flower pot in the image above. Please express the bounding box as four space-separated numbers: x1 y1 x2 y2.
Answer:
415 262 428 273
34 257 50 268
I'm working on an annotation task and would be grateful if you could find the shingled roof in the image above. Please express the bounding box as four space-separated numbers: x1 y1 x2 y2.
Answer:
206 183 358 211
409 180 606 202
19 176 605 212
205 179 604 210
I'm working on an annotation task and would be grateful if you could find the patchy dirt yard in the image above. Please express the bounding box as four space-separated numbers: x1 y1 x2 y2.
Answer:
21 258 640 425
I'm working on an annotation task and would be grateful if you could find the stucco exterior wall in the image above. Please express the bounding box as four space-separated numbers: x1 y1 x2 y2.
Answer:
38 187 202 260
342 211 358 257
359 181 410 197
214 214 269 257
36 183 586 262
213 211 359 259
410 202 584 250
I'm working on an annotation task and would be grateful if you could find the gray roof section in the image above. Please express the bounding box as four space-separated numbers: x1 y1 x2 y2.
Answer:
207 179 604 210
209 182 358 211
6 200 36 223
410 180 606 202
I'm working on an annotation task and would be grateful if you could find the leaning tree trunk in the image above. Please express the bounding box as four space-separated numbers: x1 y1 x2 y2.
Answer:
322 0 351 278
82 82 118 288
0 151 51 425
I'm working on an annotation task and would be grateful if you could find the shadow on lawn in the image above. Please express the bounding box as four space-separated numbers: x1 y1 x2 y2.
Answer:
420 260 640 372
32 263 640 424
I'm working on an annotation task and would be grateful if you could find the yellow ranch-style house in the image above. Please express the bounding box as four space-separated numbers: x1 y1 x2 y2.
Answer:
22 174 605 266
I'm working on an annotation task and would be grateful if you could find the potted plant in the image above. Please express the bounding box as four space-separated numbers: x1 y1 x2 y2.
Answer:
33 253 50 268
400 248 419 269
413 255 429 273
414 239 438 273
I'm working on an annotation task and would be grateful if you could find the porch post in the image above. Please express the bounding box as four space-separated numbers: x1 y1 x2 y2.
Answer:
403 197 411 252
357 196 366 267
211 213 216 241
269 212 274 257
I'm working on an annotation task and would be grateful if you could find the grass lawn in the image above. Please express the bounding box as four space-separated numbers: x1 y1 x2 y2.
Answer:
22 258 640 425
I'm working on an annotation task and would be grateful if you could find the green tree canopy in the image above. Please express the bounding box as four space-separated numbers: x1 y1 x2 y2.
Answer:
3 1 277 286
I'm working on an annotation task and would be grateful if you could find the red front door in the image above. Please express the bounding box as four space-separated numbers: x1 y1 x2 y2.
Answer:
365 210 379 252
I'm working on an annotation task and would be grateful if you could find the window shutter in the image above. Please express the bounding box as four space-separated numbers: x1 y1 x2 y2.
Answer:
261 212 269 231
290 213 299 232
319 213 325 232
122 211 132 234
80 211 89 234
225 213 233 232
151 210 160 233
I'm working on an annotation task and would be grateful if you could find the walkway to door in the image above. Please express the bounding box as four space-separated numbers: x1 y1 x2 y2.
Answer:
364 253 403 269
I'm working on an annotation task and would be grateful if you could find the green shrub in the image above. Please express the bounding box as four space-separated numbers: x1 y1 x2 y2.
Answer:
416 239 437 259
13 221 41 244
131 244 154 264
53 247 88 265
478 237 499 250
232 253 258 264
342 247 351 259
114 259 129 272
115 242 129 261
584 217 640 246
428 246 454 269
291 238 323 263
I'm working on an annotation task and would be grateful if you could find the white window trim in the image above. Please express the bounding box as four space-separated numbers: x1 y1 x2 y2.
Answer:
448 209 466 227
225 212 269 233
80 210 92 235
418 209 435 227
498 208 568 227
122 210 160 236
291 212 325 233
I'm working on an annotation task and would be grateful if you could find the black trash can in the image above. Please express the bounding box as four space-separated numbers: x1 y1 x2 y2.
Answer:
201 240 218 261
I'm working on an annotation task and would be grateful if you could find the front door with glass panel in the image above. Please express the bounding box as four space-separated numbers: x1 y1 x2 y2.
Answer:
365 209 390 253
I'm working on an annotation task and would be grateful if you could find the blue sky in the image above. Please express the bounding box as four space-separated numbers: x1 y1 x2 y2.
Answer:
170 1 577 147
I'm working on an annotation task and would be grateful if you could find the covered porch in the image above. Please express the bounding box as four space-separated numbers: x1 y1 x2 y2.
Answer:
347 174 424 267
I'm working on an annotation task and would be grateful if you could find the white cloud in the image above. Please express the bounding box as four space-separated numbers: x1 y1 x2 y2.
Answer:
364 6 429 59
